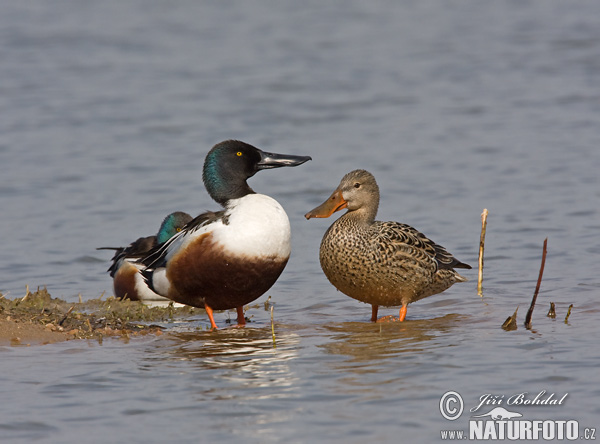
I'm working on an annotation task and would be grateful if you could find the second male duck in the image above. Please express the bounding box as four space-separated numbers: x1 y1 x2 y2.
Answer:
98 211 192 304
140 140 311 329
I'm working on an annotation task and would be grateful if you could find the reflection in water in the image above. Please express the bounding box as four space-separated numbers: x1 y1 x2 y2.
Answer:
146 326 300 400
320 314 465 362
133 325 304 440
317 315 468 401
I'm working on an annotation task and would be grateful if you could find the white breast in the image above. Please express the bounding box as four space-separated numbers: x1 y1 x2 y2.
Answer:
212 194 292 259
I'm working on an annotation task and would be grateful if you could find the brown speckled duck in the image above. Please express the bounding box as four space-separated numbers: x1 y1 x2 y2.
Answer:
305 169 471 322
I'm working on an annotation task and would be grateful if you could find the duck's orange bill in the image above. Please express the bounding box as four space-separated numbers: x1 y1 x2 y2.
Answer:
305 189 348 219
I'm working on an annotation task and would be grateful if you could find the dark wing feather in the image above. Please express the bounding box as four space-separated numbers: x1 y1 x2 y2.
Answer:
97 235 158 277
138 210 228 269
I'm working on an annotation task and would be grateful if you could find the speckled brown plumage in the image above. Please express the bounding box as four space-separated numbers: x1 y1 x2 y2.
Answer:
306 169 470 322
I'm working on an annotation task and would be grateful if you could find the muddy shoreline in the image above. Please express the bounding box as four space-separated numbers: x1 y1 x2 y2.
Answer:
0 288 204 346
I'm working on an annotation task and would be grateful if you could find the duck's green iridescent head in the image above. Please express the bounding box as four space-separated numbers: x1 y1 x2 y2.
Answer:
202 140 312 205
157 211 193 244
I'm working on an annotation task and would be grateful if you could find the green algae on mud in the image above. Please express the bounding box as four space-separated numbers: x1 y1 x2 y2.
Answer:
0 287 205 346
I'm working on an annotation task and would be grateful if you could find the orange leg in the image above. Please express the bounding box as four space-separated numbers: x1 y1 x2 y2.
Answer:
370 305 379 322
236 306 246 326
398 304 407 322
205 304 218 330
375 304 408 323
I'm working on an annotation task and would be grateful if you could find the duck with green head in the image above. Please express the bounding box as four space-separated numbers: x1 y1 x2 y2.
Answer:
98 211 192 302
305 169 470 322
140 140 311 329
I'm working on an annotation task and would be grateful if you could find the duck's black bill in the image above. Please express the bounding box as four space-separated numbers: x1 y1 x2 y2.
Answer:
257 150 312 169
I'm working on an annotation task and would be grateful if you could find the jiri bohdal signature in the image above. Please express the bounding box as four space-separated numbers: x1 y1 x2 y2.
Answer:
470 390 568 413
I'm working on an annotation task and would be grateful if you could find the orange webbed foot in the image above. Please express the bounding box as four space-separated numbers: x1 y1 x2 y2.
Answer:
373 305 408 323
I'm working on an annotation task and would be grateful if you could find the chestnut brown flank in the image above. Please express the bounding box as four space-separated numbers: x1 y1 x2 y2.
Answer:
113 262 141 301
166 233 289 310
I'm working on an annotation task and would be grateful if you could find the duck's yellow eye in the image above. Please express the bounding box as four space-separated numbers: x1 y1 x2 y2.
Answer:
176 227 182 232
236 151 243 157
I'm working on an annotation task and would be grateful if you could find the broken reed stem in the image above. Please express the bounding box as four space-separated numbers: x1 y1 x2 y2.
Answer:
59 306 75 326
477 209 488 296
524 238 548 329
502 306 519 331
270 305 276 349
477 209 489 295
22 284 30 302
564 304 573 324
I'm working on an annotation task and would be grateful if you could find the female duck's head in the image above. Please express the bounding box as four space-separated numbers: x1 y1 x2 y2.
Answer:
202 140 312 205
305 169 380 222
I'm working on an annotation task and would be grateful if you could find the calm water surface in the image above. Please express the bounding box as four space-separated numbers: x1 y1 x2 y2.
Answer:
1 1 599 442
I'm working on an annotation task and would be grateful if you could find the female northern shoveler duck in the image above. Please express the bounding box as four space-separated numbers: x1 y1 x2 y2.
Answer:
305 169 470 322
139 140 311 329
98 211 192 303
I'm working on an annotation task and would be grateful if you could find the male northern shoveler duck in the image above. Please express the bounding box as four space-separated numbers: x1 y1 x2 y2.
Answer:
98 211 192 303
305 169 471 322
139 140 311 329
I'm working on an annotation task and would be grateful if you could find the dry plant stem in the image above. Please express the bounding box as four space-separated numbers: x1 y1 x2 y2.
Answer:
270 305 276 348
524 238 548 329
547 302 556 318
22 285 30 302
477 209 488 296
564 304 573 324
59 306 75 326
502 306 519 331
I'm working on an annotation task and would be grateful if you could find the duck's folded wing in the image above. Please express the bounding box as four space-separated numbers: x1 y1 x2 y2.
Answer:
138 210 227 269
375 222 471 271
97 235 158 276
